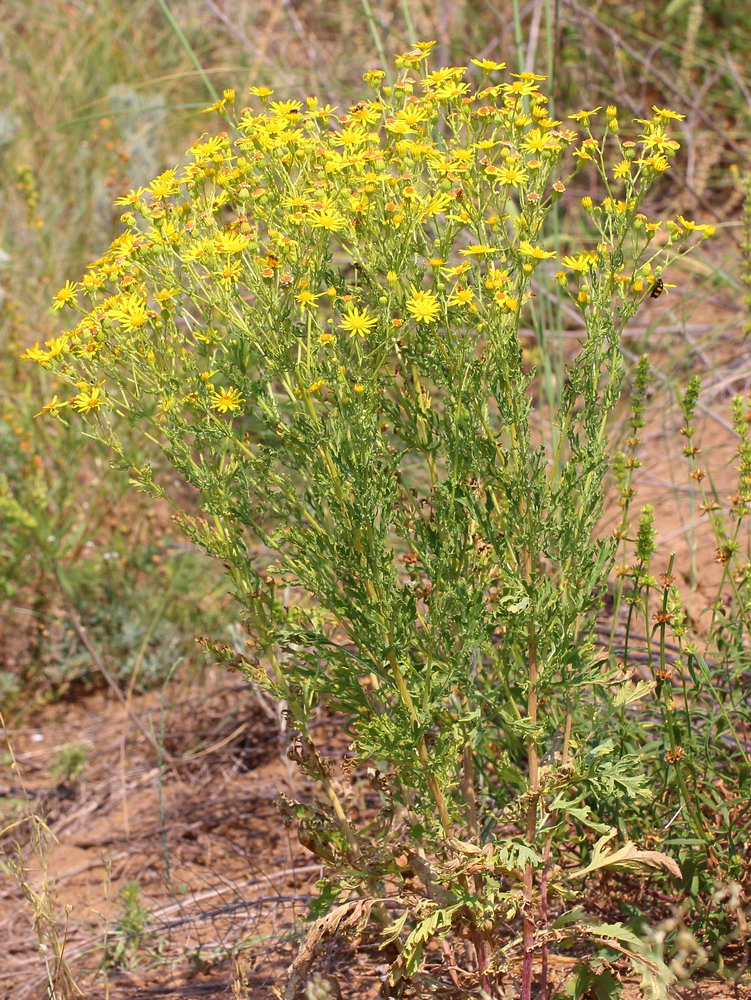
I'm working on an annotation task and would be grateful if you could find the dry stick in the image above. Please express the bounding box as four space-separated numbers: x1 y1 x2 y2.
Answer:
524 0 544 75
51 559 178 767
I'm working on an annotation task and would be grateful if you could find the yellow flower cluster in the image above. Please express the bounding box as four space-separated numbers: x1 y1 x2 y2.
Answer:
26 51 708 421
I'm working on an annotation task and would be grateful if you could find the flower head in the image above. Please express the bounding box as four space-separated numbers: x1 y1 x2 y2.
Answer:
471 58 506 72
406 288 441 324
339 306 378 338
210 386 245 414
296 289 324 309
71 384 106 413
460 244 499 257
107 294 151 332
35 395 70 419
52 280 79 311
518 241 556 261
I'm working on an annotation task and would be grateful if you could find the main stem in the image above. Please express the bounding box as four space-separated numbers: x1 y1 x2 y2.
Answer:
521 581 539 1000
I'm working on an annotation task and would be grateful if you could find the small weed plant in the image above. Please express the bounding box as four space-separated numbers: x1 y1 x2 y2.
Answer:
29 45 728 997
103 880 152 970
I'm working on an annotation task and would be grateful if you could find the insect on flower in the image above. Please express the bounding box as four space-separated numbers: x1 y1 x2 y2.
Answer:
650 277 664 298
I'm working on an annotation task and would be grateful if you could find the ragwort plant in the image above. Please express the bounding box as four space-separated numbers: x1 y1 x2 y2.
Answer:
29 46 713 997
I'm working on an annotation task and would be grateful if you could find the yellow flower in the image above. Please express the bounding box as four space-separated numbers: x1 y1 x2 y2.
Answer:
496 165 528 187
459 244 499 256
270 100 304 118
406 288 441 323
651 106 685 121
71 384 106 413
22 343 50 365
637 154 670 172
190 135 230 160
214 259 243 285
155 287 180 303
52 280 78 311
107 293 150 331
249 86 274 99
639 130 680 154
114 187 148 206
503 79 539 97
308 209 348 232
210 386 245 413
296 290 324 309
674 216 715 239
149 169 181 199
447 285 474 307
81 271 106 292
613 160 631 180
213 231 252 254
485 267 510 290
35 395 69 419
518 241 556 260
568 107 602 122
42 334 68 360
339 306 378 338
396 105 429 128
433 81 472 101
521 129 558 154
420 193 454 218
562 254 593 273
333 126 371 148
422 67 462 86
349 102 381 125
471 58 506 72
201 96 229 114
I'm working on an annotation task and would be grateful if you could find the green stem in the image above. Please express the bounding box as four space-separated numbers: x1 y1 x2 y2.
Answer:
155 0 220 103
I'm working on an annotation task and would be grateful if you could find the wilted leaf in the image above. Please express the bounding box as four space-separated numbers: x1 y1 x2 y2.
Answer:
568 828 681 879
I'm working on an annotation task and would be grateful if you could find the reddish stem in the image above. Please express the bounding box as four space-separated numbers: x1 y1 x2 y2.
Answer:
521 869 534 1000
539 839 551 1000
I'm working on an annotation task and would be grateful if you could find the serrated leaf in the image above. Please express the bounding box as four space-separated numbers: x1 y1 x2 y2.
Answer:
498 593 530 614
611 679 655 707
579 921 676 1000
564 964 622 1000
